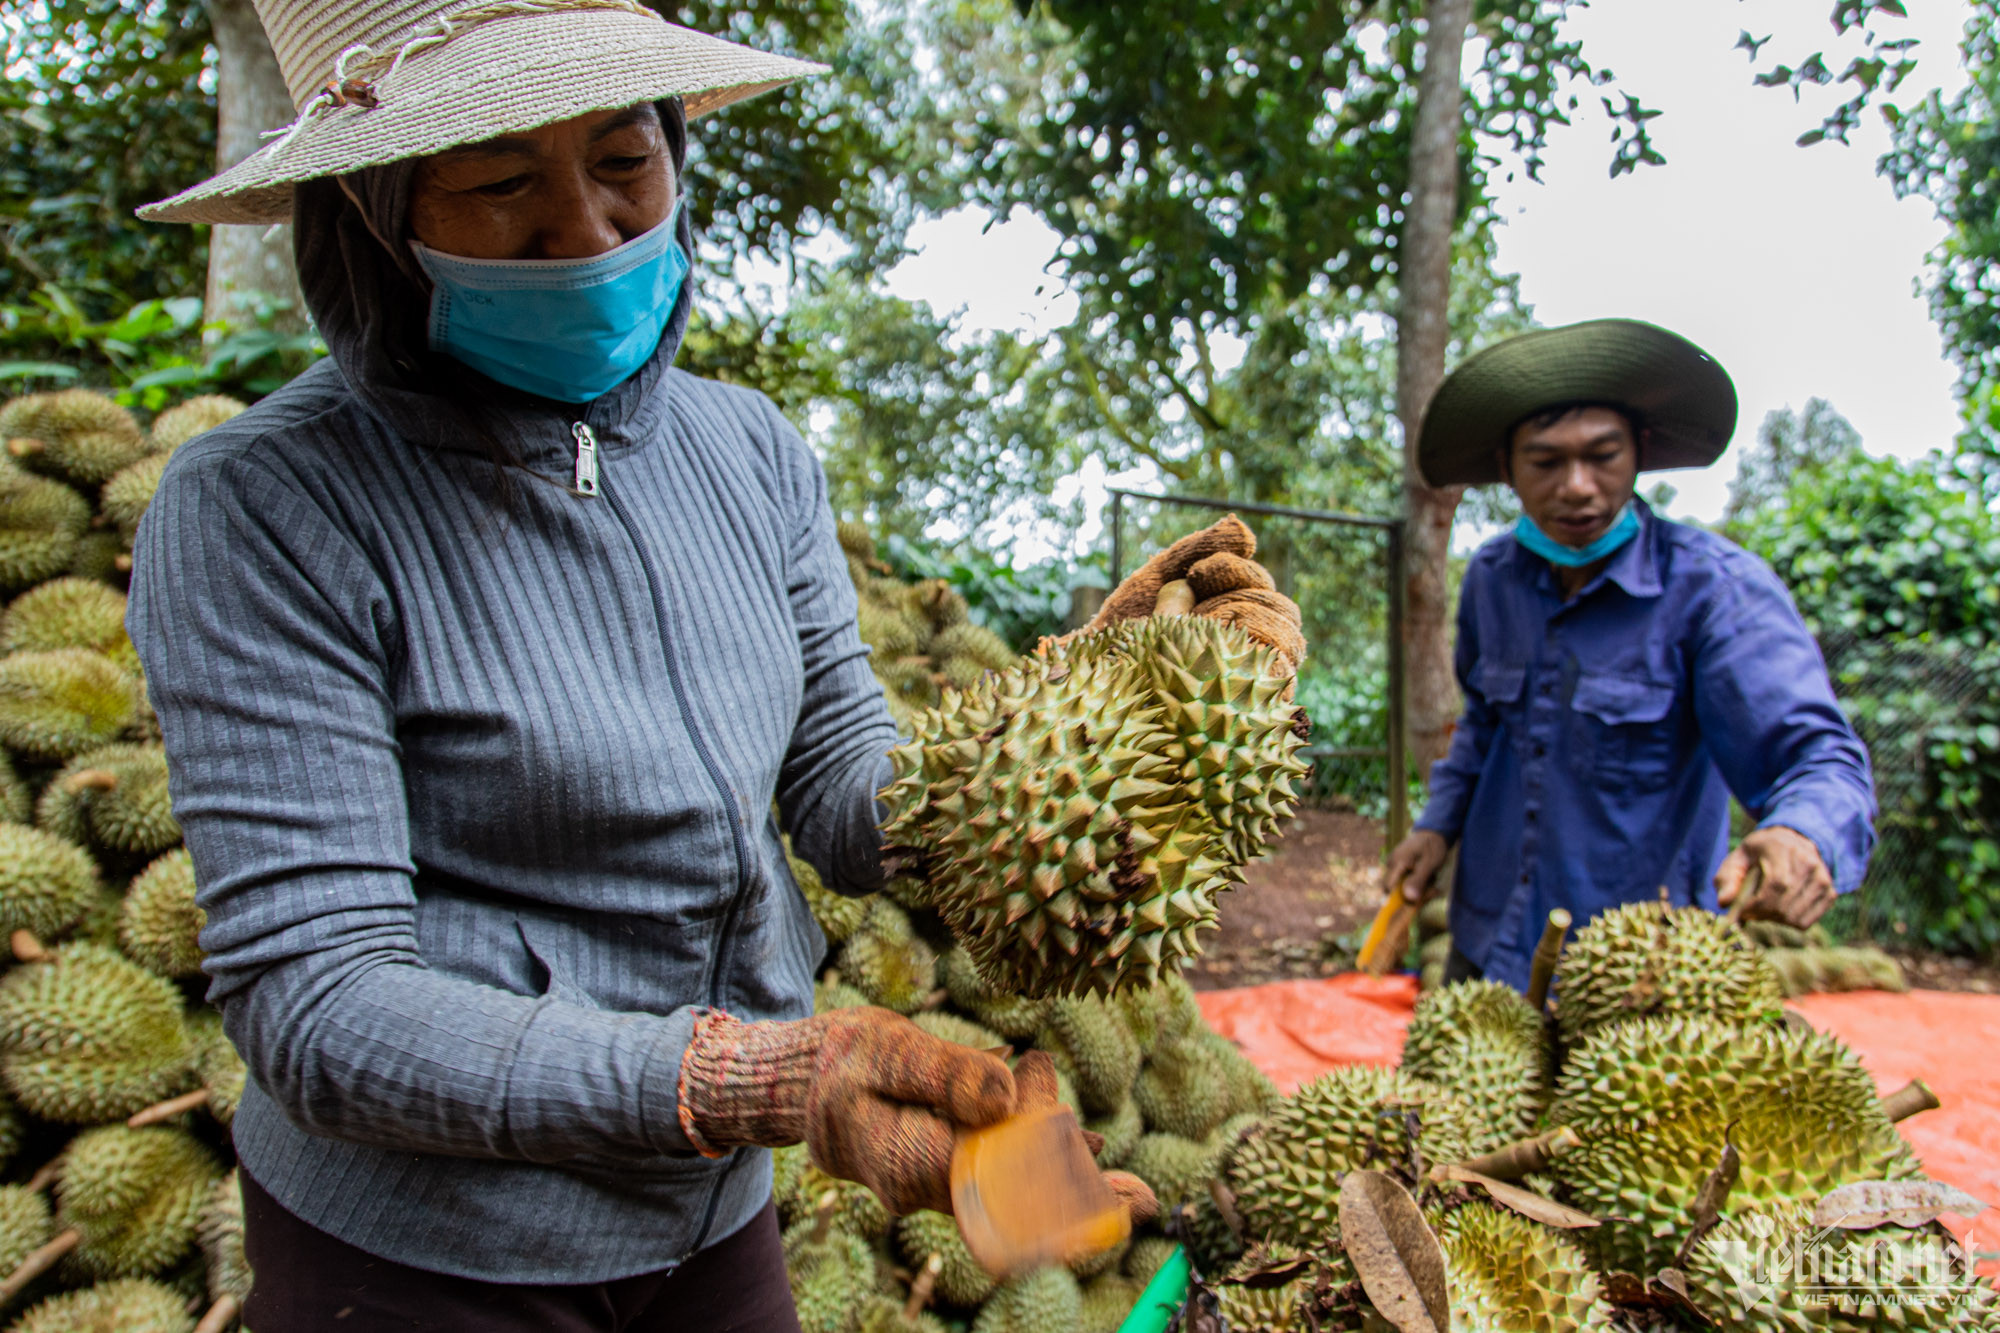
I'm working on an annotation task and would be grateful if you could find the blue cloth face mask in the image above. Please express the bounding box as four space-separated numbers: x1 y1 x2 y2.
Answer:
410 203 688 404
1513 503 1641 568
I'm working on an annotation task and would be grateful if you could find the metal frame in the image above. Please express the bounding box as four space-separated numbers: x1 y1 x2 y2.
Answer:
1107 488 1409 848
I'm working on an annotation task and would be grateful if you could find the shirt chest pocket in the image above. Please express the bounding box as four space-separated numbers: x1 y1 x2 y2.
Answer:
1568 673 1681 792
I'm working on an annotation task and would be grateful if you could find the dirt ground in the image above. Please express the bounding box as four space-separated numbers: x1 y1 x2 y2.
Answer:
1191 808 2000 994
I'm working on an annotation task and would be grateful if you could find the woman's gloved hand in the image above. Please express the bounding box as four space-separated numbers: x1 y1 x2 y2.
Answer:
678 1007 1015 1216
1085 515 1306 674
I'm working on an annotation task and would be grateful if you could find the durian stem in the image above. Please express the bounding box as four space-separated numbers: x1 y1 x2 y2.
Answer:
904 1253 942 1319
1450 1126 1581 1182
5 438 42 458
918 988 950 1013
60 768 118 795
8 930 48 964
126 1087 212 1129
194 1294 242 1333
22 1161 57 1194
1880 1079 1941 1123
0 1227 79 1303
114 554 134 574
1153 580 1196 617
1208 1176 1245 1242
1525 909 1571 1013
810 1190 838 1245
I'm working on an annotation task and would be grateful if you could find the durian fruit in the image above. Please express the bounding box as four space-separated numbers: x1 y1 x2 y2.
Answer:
1554 902 1784 1045
1764 944 1908 997
37 745 179 862
7 1278 194 1333
0 1096 20 1174
1037 996 1142 1116
1078 1272 1142 1333
194 1171 248 1333
128 1013 243 1129
1400 980 1550 1154
0 943 196 1122
786 1164 891 1242
1212 1032 1281 1120
969 1266 1083 1333
882 616 1306 997
53 1125 223 1281
117 850 202 979
0 650 140 762
0 391 149 490
1222 1066 1477 1252
771 1142 808 1219
910 1010 1002 1054
1131 1036 1229 1141
1435 1202 1615 1333
857 1291 947 1333
896 1209 995 1309
147 396 244 453
1123 1235 1179 1287
63 533 125 586
838 899 938 1015
937 947 1046 1040
1118 972 1202 1052
1685 1198 2000 1331
99 455 170 547
0 825 102 954
0 752 27 825
1083 1096 1143 1170
0 1184 53 1283
787 839 867 947
0 580 131 666
813 972 871 1014
1211 1252 1327 1333
1123 1133 1222 1211
784 1194 879 1333
1546 1016 1923 1275
0 470 91 596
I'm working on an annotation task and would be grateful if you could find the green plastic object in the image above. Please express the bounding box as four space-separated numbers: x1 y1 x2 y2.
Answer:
1117 1244 1191 1333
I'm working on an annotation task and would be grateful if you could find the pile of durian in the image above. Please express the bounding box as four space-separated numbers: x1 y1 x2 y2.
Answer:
838 525 1018 729
0 388 251 1333
1183 900 1996 1332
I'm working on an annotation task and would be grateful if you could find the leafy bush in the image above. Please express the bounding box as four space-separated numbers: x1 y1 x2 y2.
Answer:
876 535 1101 652
1743 451 2000 955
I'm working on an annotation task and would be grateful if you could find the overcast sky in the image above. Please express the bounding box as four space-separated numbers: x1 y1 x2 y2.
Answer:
880 0 1974 544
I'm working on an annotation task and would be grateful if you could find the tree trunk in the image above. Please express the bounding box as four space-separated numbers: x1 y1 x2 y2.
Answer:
203 0 305 338
1396 0 1474 777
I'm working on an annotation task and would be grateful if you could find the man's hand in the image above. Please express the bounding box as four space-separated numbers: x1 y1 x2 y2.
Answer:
1716 825 1834 929
1383 829 1450 903
1080 515 1306 675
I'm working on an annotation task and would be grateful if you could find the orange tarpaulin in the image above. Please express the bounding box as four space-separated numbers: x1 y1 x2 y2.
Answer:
1196 976 2000 1280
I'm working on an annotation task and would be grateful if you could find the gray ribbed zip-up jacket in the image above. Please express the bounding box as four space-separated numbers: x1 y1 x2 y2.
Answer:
126 349 896 1282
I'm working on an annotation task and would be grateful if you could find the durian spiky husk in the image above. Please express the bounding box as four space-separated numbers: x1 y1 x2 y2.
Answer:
784 1214 879 1333
0 578 132 664
1436 1202 1616 1333
786 837 867 946
1039 995 1143 1116
1547 1017 1923 1276
100 453 171 547
838 899 938 1015
896 1207 997 1308
117 848 203 979
0 822 102 941
57 1124 222 1280
0 942 196 1122
1553 902 1784 1044
185 1012 246 1124
37 743 179 860
8 1277 195 1333
197 1170 249 1303
1079 1272 1143 1333
0 648 139 762
882 616 1306 997
970 1266 1083 1333
1400 979 1550 1153
147 395 245 453
0 468 92 599
0 1180 53 1279
0 390 149 489
1686 1199 2000 1332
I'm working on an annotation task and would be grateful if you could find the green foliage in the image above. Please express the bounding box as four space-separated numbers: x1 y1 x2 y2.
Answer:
1722 397 1864 530
1743 451 2000 955
876 533 1095 651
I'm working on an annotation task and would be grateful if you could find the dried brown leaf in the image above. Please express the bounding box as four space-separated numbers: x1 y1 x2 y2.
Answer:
1337 1170 1448 1333
1813 1180 1991 1230
1430 1165 1599 1230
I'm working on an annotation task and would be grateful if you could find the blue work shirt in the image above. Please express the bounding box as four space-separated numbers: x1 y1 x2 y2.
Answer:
1415 501 1875 993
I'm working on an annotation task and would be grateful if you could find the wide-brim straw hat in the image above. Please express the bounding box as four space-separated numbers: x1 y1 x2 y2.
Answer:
139 0 827 226
1417 318 1738 487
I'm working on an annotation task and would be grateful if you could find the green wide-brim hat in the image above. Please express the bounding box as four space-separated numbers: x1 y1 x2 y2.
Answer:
1417 319 1738 487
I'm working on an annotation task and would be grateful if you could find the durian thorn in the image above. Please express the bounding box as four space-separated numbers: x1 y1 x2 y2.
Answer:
0 1227 78 1303
194 1293 244 1333
22 1160 57 1194
61 767 120 795
1880 1078 1941 1123
8 929 48 965
126 1086 213 1129
1450 1125 1582 1182
1526 908 1572 1014
905 1253 943 1318
5 437 43 458
811 1190 838 1244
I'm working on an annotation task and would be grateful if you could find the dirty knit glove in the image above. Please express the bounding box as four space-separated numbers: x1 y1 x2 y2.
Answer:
1085 515 1306 675
1012 1049 1160 1228
678 1007 1015 1216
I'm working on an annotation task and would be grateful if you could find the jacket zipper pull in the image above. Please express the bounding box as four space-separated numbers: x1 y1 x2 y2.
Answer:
571 422 600 497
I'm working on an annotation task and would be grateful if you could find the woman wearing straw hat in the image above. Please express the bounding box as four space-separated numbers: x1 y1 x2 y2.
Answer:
119 1 1243 1326
1379 319 1876 995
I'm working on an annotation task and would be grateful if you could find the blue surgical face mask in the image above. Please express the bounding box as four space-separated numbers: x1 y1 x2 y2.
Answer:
410 202 689 404
1513 503 1641 568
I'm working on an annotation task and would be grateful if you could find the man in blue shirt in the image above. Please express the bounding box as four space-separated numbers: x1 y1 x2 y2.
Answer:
1382 319 1876 993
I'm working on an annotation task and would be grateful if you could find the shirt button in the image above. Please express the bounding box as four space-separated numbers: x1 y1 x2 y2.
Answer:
1526 810 1537 822
1533 744 1547 758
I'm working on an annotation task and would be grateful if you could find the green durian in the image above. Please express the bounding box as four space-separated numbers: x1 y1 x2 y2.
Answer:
909 581 967 635
0 942 196 1122
1084 1096 1143 1169
1554 902 1785 1044
1436 1202 1615 1333
7 1278 194 1333
771 1142 808 1220
1547 1017 1923 1275
184 1013 245 1124
896 1208 995 1308
2 391 148 489
857 600 923 659
1223 1066 1477 1252
838 900 938 1015
0 470 91 596
1764 945 1908 997
0 1182 52 1280
970 1266 1083 1333
783 1207 879 1333
0 824 101 944
835 520 878 563
99 454 170 547
1070 1232 1129 1281
1118 973 1201 1052
57 1124 223 1280
1213 1266 1322 1333
1400 979 1550 1153
939 654 988 691
1038 995 1142 1116
1123 1235 1179 1285
1132 1037 1230 1141
813 975 871 1014
147 396 245 453
1210 1032 1281 1119
856 1294 946 1333
0 649 139 762
69 884 124 949
882 617 1306 997
37 743 179 860
118 849 202 979
930 623 1016 672
937 947 1046 1040
787 841 867 947
1079 1272 1143 1333
910 1010 1003 1054
1685 1199 2000 1332
0 579 131 666
0 752 26 825
197 1170 249 1309
1123 1133 1220 1210
63 532 126 585
790 1164 891 1241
